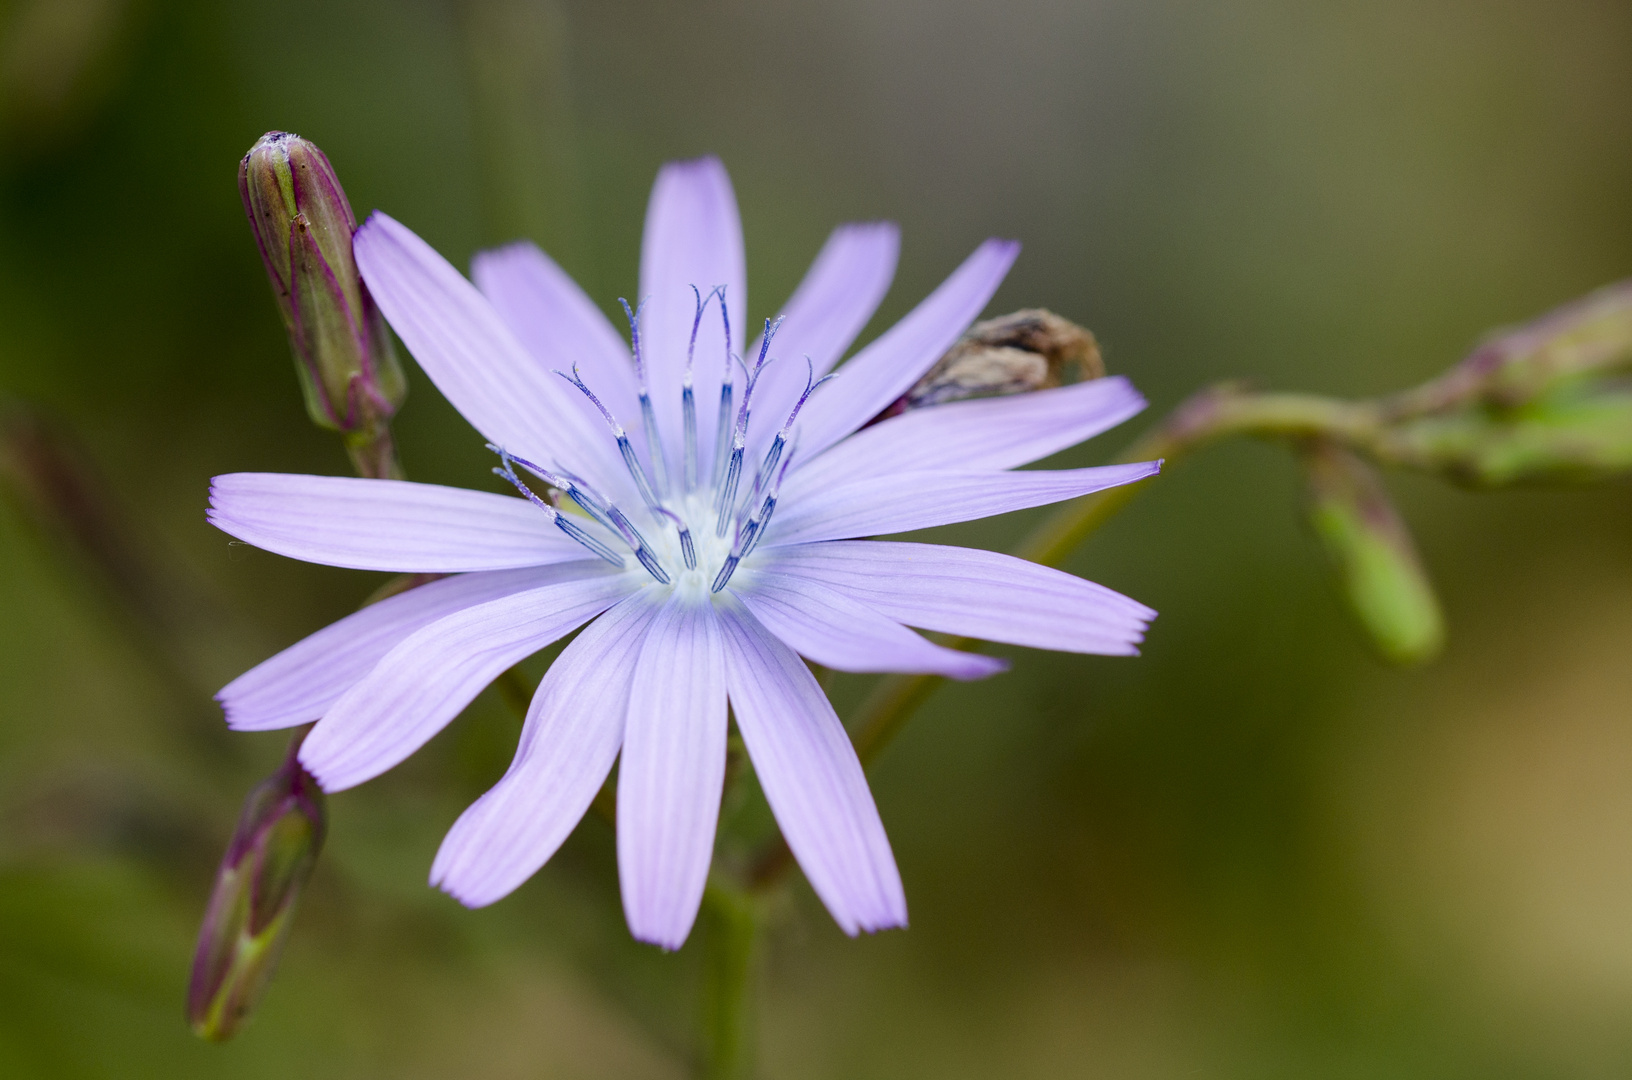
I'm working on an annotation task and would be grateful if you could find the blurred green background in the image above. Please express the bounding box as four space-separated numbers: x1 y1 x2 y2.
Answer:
0 0 1629 1075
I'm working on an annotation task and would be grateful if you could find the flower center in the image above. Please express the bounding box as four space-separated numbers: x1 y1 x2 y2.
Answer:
490 287 829 595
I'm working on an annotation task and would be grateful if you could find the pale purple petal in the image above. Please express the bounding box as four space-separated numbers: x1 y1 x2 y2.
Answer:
744 223 900 460
730 568 1006 680
791 238 1019 461
616 590 728 949
431 589 664 907
208 473 587 572
219 563 603 731
784 376 1146 500
763 461 1161 548
718 598 906 935
300 568 640 792
354 212 635 501
471 240 646 450
756 540 1155 654
638 157 745 482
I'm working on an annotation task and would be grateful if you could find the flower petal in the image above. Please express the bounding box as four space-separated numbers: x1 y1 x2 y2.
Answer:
300 568 640 792
431 588 664 907
354 212 635 501
471 239 644 437
616 589 728 949
208 473 586 572
744 222 900 459
785 376 1146 499
730 568 1005 680
219 564 602 731
791 238 1019 460
638 157 745 483
718 598 906 935
763 461 1161 548
756 540 1155 655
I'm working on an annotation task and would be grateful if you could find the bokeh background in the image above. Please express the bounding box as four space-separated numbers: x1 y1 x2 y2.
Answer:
1 0 1630 1075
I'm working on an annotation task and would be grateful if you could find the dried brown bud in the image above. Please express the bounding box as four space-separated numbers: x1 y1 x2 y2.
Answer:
877 309 1105 421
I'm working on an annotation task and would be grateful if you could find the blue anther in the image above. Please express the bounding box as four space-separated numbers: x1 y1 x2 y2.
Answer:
499 450 622 536
737 494 776 561
714 440 743 537
489 456 625 567
619 297 670 497
656 507 698 571
683 285 722 493
633 544 672 585
710 553 740 594
710 381 734 494
555 365 664 513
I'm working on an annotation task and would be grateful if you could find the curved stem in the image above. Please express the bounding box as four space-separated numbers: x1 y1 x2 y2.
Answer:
746 381 1388 891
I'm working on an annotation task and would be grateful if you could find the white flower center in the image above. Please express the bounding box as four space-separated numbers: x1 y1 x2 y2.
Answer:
490 292 828 596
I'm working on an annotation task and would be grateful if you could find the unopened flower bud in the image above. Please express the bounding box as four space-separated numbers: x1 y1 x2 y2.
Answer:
1379 383 1632 487
1472 280 1632 407
876 309 1105 421
1299 440 1443 665
1387 280 1632 418
239 131 406 477
187 735 326 1041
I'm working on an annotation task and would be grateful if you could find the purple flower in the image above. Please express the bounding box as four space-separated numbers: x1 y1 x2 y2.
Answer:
209 157 1159 949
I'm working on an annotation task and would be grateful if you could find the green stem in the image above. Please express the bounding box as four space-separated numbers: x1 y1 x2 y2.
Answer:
698 883 759 1079
343 423 405 481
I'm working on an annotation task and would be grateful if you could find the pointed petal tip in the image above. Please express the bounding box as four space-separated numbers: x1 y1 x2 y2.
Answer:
945 653 1009 682
431 874 496 911
628 923 688 952
353 209 397 250
836 219 900 240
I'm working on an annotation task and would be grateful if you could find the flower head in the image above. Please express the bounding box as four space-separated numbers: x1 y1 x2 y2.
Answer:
208 157 1159 948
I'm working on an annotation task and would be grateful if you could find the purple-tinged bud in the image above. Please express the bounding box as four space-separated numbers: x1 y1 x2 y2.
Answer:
187 734 326 1041
1384 280 1632 419
872 309 1104 424
1299 440 1443 665
239 131 406 478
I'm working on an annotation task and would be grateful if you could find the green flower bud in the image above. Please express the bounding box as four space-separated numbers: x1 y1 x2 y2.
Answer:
1299 440 1444 665
239 131 406 477
187 736 327 1041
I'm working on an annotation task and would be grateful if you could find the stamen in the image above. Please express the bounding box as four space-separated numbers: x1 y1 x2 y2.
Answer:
753 359 834 501
714 317 786 537
620 297 670 497
555 364 663 513
714 435 744 537
683 285 719 493
740 445 796 561
490 452 624 567
709 289 736 494
630 543 672 585
490 447 618 535
655 507 698 571
710 553 740 594
713 445 796 592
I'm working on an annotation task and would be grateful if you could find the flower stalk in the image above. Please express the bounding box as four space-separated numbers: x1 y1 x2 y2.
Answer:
698 883 760 1080
745 282 1632 893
